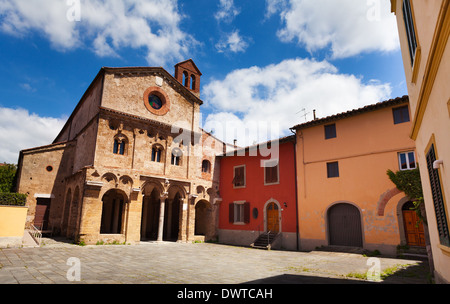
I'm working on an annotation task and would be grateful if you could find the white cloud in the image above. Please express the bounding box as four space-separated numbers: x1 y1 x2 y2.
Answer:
202 58 392 146
266 0 400 58
0 107 66 164
215 0 240 23
0 0 195 66
215 30 250 54
20 83 36 92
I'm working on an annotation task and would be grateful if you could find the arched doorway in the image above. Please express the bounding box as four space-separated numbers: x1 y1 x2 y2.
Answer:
141 188 161 240
195 200 211 236
164 192 181 241
266 201 280 233
402 201 426 247
100 189 127 234
328 203 363 247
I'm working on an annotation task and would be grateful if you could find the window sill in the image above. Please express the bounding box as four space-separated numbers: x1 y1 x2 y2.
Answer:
411 46 421 84
233 186 246 189
233 222 246 226
438 244 450 257
264 181 280 186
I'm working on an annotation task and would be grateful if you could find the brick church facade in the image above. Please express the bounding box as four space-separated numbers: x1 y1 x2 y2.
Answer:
15 60 228 245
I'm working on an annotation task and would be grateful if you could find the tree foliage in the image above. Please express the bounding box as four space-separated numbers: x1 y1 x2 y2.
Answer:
387 167 426 224
0 163 17 193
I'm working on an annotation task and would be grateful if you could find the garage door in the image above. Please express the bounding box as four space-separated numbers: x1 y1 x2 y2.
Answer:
328 203 363 247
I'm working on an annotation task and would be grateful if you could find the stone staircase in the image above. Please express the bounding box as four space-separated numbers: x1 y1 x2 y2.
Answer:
250 232 279 250
397 245 429 260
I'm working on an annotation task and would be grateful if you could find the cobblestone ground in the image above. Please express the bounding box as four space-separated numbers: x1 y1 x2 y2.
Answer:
0 240 430 284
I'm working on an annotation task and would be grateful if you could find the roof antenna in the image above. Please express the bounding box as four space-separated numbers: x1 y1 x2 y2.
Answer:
296 108 310 121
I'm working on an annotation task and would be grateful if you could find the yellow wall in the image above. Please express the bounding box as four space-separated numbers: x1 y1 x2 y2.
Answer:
0 206 28 237
392 0 450 283
295 101 416 254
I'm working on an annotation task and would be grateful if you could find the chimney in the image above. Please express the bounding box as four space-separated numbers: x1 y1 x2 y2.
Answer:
313 110 317 120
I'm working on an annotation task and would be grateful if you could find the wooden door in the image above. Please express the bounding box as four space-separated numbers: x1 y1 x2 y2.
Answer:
266 202 279 233
328 203 363 247
403 210 426 247
34 198 51 230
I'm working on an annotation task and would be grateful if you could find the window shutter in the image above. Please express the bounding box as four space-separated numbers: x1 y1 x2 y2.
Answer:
265 166 271 183
426 144 450 246
270 166 278 183
244 202 250 224
229 203 235 223
234 166 244 186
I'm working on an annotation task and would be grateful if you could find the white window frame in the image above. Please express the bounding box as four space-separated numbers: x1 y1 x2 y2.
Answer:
233 201 246 225
398 151 417 171
233 165 246 189
263 159 280 186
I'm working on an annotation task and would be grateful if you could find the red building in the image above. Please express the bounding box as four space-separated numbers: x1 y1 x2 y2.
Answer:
218 135 298 250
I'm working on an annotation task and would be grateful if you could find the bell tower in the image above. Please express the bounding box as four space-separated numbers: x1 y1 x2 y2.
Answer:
174 59 202 97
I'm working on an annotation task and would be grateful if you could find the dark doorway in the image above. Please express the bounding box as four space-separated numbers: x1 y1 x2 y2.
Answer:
34 198 51 231
164 192 181 241
141 189 161 240
100 190 126 234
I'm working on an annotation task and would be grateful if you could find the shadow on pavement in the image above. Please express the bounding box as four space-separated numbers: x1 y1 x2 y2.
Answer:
243 274 374 284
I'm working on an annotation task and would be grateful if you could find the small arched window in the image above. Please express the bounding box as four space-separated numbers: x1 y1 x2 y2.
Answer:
202 160 211 173
113 135 127 156
171 148 182 166
151 145 163 163
183 71 189 87
191 75 196 90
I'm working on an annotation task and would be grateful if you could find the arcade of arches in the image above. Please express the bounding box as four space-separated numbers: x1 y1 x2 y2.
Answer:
77 178 218 245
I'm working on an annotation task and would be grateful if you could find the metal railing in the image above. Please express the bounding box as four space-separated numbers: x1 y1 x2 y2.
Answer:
29 224 42 247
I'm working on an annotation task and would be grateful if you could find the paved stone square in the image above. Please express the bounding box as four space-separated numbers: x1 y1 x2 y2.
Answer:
0 240 430 284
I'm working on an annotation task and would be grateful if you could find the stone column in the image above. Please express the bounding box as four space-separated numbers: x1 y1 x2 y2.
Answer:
157 194 168 242
178 198 187 242
166 199 173 240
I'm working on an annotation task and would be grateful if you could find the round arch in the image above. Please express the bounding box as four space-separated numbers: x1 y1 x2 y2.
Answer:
141 180 165 197
167 183 187 200
195 199 212 237
326 201 364 247
100 188 129 235
263 198 282 233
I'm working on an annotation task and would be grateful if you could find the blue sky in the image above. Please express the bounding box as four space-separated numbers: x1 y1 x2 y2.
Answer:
0 0 407 163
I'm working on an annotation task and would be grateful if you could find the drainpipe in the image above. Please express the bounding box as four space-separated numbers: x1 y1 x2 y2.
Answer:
290 129 301 251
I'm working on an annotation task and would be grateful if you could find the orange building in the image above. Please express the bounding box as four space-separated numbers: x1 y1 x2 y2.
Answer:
291 96 419 255
391 0 450 283
218 136 298 250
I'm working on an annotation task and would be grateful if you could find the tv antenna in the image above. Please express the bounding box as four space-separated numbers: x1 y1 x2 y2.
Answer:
296 108 310 122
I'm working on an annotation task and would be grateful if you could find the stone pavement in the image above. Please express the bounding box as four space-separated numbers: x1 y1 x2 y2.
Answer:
0 239 431 284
